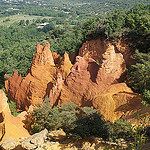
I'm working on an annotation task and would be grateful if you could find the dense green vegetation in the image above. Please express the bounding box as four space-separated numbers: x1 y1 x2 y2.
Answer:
32 101 109 139
31 101 128 140
31 101 149 149
1 0 149 19
0 23 46 88
127 51 150 105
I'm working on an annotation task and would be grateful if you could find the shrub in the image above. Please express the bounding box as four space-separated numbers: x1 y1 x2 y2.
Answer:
31 99 149 147
31 101 109 139
7 100 20 117
31 101 78 133
143 89 150 104
67 107 109 139
109 119 133 141
127 50 150 105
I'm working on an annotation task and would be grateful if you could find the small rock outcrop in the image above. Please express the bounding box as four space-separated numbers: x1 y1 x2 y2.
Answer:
48 129 66 141
17 105 34 131
1 139 18 150
58 52 73 79
1 129 67 150
0 90 29 144
21 128 48 150
49 73 63 106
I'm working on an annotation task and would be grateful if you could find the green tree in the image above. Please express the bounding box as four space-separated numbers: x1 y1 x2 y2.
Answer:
19 20 25 26
32 101 109 139
26 19 30 25
127 50 150 104
41 18 48 23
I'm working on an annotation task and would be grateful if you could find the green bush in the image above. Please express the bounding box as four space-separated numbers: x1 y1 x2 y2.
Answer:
67 107 109 139
109 119 133 141
143 89 150 104
7 100 20 117
31 101 109 139
127 50 150 104
31 101 78 133
31 99 149 150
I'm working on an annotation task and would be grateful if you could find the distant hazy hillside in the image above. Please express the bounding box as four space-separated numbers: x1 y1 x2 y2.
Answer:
0 0 150 18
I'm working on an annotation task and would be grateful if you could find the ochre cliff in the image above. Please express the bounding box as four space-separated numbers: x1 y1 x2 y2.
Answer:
5 42 72 110
59 38 149 121
79 37 134 67
58 55 145 121
5 39 150 122
59 40 127 106
0 90 29 144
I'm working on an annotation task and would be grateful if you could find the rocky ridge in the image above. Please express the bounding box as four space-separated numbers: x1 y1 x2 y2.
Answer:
5 38 150 122
2 128 149 150
5 42 72 110
1 128 128 150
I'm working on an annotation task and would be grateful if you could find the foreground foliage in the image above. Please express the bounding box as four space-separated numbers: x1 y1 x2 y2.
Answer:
31 101 150 148
32 101 109 139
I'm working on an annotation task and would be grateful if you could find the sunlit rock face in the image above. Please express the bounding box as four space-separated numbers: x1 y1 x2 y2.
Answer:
58 38 146 121
78 37 134 67
5 42 72 110
0 90 29 144
5 39 149 122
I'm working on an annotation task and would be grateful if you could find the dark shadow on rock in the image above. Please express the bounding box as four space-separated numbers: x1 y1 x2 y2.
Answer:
52 92 61 108
0 112 4 123
114 93 143 119
80 94 93 107
87 62 100 83
44 82 53 99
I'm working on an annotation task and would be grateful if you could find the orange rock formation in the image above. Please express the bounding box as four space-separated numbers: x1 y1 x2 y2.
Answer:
79 37 134 67
5 39 149 122
5 42 72 110
58 38 148 121
58 55 143 121
0 90 29 144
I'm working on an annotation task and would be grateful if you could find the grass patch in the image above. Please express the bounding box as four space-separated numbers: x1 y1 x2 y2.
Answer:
0 14 53 26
